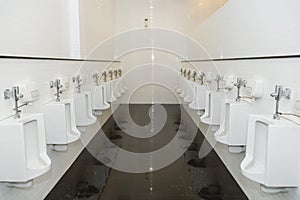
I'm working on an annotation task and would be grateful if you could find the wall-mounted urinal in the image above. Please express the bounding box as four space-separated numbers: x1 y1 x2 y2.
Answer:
104 81 117 103
44 99 81 151
200 91 225 126
184 80 194 103
112 69 122 97
43 78 81 151
214 100 251 153
0 83 51 187
182 70 193 102
105 70 118 102
72 75 97 130
176 77 183 94
179 78 188 98
241 115 300 193
112 79 121 98
118 78 127 94
117 79 125 94
0 113 51 188
120 78 128 93
214 78 263 153
175 68 183 92
73 92 97 127
117 69 126 94
189 84 208 112
174 77 180 91
177 69 187 94
91 85 110 115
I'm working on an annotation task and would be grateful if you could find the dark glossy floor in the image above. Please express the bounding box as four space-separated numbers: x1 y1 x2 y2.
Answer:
46 104 248 200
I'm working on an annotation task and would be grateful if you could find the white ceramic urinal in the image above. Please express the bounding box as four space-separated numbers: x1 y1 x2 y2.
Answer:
184 81 194 103
241 115 300 193
189 84 207 111
104 82 117 103
0 113 51 188
112 79 121 98
214 78 264 153
118 79 125 94
176 77 184 94
174 76 179 91
44 99 81 151
179 79 188 98
214 100 251 153
120 78 128 92
91 85 110 116
200 91 225 126
73 91 97 130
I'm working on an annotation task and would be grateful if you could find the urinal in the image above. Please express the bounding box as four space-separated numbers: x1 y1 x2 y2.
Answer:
90 85 110 116
241 115 300 193
184 81 194 103
44 99 81 151
200 91 225 126
179 79 188 98
174 75 181 92
189 84 208 111
120 78 128 92
117 79 125 94
214 100 251 153
174 77 179 91
104 82 117 103
176 77 184 94
0 113 51 188
73 91 97 129
112 79 121 98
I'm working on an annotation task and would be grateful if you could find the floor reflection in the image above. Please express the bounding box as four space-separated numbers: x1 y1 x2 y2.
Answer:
46 104 248 200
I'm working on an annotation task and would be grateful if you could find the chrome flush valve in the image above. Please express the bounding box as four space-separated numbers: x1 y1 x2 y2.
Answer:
4 86 24 118
214 74 224 91
93 73 100 86
50 79 63 102
234 77 247 102
102 71 107 82
118 69 122 78
108 70 113 80
198 72 205 85
191 71 197 81
183 69 187 78
114 70 118 79
270 85 291 120
187 70 191 80
72 75 83 93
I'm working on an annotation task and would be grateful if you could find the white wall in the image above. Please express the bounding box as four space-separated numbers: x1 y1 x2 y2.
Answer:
190 0 300 194
118 50 181 103
115 0 227 35
0 0 115 119
0 0 115 59
190 0 300 116
193 0 300 59
0 0 71 57
79 0 115 58
114 0 224 103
